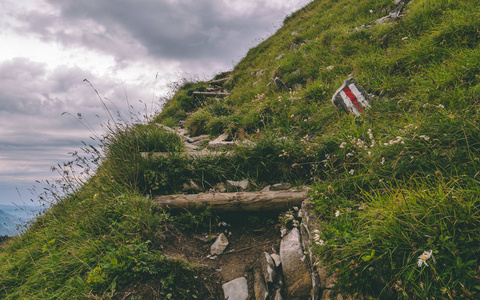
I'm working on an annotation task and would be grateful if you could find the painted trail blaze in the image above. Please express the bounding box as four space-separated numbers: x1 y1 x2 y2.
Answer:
332 78 371 116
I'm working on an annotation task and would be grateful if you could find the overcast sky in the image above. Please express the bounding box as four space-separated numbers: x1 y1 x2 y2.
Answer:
0 0 312 205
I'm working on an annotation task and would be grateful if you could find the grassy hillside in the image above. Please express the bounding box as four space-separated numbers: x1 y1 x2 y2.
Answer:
1 0 480 298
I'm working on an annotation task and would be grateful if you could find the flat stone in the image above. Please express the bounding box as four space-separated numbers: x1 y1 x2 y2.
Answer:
222 277 249 300
260 252 276 283
211 233 229 255
208 133 236 149
254 267 269 300
280 228 312 298
331 77 371 116
271 183 292 191
226 179 249 191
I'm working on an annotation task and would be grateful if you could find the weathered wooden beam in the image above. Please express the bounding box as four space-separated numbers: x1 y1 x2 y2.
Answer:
192 91 230 96
209 77 231 84
153 190 308 212
141 150 231 160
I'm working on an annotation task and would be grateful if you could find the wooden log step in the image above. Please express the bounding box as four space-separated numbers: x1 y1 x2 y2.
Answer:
141 150 232 160
209 77 231 84
153 190 308 212
192 91 230 96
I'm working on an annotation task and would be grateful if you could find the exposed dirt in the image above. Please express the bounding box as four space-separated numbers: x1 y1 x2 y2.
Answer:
116 212 282 299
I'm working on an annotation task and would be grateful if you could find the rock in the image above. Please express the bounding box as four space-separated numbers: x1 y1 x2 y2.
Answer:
182 180 203 192
276 53 284 60
332 77 371 116
211 233 229 255
260 252 276 283
222 277 249 300
271 183 292 191
226 179 249 191
274 289 283 300
274 77 287 91
291 31 298 36
271 253 282 268
214 182 227 193
261 185 271 192
280 228 312 298
254 267 269 300
256 70 265 77
208 133 236 150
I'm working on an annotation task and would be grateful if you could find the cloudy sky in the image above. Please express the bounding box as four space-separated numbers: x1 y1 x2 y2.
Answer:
0 0 312 205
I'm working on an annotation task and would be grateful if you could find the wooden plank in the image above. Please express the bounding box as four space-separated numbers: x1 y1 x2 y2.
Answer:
141 150 231 160
192 91 230 96
153 190 308 212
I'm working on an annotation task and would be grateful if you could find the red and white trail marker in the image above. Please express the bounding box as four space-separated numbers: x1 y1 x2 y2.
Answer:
332 78 371 116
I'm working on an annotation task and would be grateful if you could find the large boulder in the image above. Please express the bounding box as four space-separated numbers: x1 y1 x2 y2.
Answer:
280 228 312 298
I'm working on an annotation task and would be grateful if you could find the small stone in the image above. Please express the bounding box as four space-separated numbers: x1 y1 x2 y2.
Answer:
211 233 229 255
261 185 271 192
254 268 269 300
276 53 284 60
226 179 249 191
270 253 282 268
273 77 287 91
274 289 283 300
214 182 227 193
271 183 292 191
223 277 249 300
182 180 203 192
260 252 276 283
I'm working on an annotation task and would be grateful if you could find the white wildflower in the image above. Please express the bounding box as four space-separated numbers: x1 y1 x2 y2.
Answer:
346 152 353 158
335 210 340 217
349 169 354 175
316 239 326 246
438 104 444 109
340 142 347 149
381 157 385 165
417 250 433 267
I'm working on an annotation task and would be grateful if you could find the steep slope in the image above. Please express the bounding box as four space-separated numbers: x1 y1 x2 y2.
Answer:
1 0 480 299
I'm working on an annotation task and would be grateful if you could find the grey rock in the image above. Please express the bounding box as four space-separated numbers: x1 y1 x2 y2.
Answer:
271 183 292 191
291 31 298 36
261 185 271 192
260 252 276 283
280 228 312 298
271 253 282 268
226 179 249 191
276 53 284 60
274 289 283 300
208 133 236 150
256 70 265 77
211 233 229 255
254 268 269 300
223 277 249 300
274 77 287 91
214 182 227 193
332 77 371 116
182 180 203 192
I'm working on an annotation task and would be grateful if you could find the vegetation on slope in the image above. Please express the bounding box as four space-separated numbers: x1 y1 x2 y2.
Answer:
1 0 480 298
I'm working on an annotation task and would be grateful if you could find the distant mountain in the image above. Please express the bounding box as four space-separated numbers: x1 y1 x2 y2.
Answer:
0 205 42 236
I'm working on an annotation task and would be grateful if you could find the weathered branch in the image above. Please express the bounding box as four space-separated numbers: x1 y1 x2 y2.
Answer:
153 190 308 212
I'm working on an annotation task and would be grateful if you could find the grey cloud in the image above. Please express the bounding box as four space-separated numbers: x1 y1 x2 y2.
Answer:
19 0 310 64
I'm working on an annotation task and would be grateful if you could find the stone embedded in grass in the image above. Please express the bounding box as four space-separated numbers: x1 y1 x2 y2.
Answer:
226 179 249 191
222 277 249 300
271 183 292 191
211 233 229 255
332 77 371 116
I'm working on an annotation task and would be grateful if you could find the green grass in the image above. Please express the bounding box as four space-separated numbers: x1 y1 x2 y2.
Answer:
2 0 480 298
